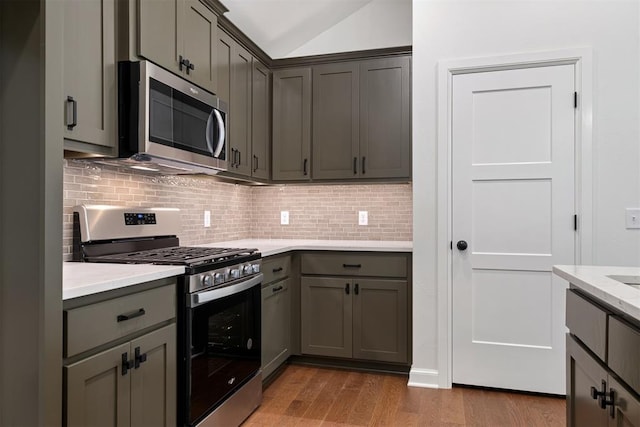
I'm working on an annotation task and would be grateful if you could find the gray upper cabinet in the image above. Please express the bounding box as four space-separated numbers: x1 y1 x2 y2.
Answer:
229 41 252 176
138 0 217 93
272 68 312 181
312 62 360 180
252 60 271 180
359 56 411 179
62 0 116 156
218 30 270 179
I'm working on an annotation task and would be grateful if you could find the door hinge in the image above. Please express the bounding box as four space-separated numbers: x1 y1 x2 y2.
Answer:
450 241 453 250
574 214 578 231
574 92 578 109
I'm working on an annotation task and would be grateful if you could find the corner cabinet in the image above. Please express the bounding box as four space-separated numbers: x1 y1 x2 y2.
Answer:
566 289 640 427
300 252 410 364
63 279 177 426
138 0 217 93
217 29 270 180
62 0 117 156
272 68 312 181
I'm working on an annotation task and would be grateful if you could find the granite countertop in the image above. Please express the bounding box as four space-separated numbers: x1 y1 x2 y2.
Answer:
197 239 413 257
553 265 640 321
63 263 185 301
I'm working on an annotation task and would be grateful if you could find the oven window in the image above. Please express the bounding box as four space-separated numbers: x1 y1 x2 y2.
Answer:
188 285 260 425
148 78 226 160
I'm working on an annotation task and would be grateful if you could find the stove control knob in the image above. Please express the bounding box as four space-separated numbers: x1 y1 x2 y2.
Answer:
214 272 224 284
230 268 240 279
243 264 252 275
201 274 213 287
252 264 261 274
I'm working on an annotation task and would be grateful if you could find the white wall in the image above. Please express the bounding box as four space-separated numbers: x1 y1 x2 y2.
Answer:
412 0 640 386
285 0 412 57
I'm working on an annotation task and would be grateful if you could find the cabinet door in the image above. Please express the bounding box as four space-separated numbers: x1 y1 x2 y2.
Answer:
229 42 253 176
567 334 609 427
312 62 360 180
262 279 291 378
216 29 233 105
182 0 217 93
138 0 182 75
129 324 176 427
65 343 131 427
272 68 312 181
609 376 640 427
63 0 116 151
301 277 352 358
252 59 271 180
359 56 411 178
353 279 408 363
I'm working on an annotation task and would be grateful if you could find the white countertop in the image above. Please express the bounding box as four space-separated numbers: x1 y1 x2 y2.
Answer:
63 240 411 300
554 265 640 321
63 263 185 301
198 239 413 257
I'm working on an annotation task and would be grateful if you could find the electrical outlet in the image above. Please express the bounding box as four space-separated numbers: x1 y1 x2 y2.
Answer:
204 210 211 228
626 208 640 229
280 211 289 225
358 211 368 226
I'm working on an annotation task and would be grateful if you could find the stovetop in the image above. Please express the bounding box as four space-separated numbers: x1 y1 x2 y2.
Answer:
86 246 260 275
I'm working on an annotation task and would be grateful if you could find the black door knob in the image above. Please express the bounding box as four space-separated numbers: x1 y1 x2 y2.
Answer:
457 240 468 251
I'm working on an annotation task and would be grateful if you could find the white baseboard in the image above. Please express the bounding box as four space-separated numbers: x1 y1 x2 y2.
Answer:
407 368 440 388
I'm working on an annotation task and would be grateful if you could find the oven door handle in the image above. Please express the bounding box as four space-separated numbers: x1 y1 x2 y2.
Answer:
189 273 263 308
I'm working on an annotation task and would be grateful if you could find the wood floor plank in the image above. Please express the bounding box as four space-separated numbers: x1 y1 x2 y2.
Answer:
246 365 566 427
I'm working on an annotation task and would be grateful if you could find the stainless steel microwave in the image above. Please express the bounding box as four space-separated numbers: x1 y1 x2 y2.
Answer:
116 60 228 175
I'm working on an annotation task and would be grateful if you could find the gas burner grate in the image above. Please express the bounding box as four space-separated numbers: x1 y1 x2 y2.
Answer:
88 246 258 266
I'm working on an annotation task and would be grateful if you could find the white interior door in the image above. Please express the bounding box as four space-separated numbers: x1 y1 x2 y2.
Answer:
452 64 575 394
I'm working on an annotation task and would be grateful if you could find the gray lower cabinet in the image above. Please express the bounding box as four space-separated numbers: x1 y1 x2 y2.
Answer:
300 252 410 364
261 278 291 378
62 0 116 156
272 68 312 181
63 280 177 426
566 289 640 427
261 255 292 378
138 0 217 93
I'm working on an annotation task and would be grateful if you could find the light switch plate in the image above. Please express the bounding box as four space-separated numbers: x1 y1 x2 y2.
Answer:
626 208 640 229
280 211 289 225
204 210 211 228
358 211 368 226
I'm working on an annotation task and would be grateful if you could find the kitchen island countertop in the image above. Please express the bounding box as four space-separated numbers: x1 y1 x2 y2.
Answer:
198 239 413 257
554 265 640 322
63 263 185 300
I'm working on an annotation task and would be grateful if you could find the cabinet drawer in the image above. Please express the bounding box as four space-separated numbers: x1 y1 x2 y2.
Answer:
262 255 291 284
301 252 407 278
566 289 608 361
609 316 640 395
65 284 175 357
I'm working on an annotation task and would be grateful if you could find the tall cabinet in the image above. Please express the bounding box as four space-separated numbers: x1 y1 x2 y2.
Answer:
217 29 270 180
272 68 312 181
62 0 116 155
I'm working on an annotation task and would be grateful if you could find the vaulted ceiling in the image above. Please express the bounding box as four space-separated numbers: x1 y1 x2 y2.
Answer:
219 0 410 59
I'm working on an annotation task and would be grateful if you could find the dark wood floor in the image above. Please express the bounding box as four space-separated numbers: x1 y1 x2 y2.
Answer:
243 364 566 426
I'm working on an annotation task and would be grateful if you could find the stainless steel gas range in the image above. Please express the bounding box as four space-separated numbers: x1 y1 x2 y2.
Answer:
73 205 263 427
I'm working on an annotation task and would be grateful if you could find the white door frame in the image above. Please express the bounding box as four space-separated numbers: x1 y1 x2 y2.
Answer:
436 48 593 388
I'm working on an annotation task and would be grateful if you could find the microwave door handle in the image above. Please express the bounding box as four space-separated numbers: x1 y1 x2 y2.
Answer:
212 109 225 158
205 111 215 155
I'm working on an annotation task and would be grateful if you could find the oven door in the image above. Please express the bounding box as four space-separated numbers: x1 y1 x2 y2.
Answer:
183 274 262 426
